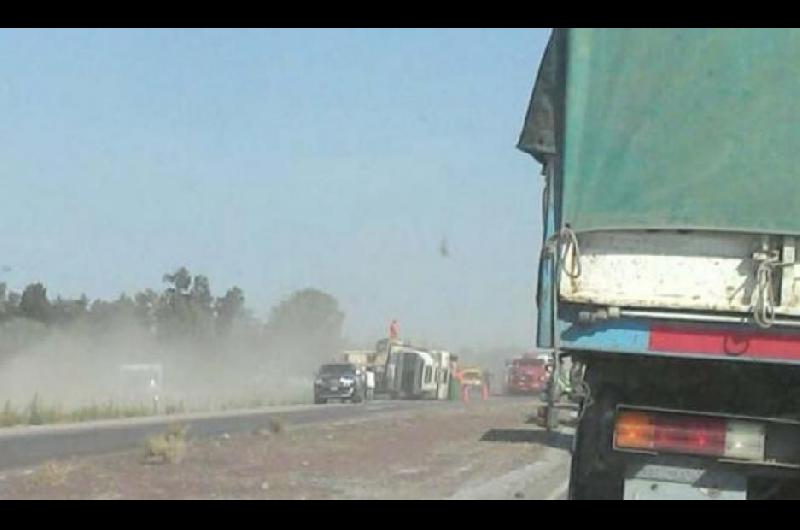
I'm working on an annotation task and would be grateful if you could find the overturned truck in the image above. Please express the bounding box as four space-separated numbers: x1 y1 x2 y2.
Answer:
382 340 452 400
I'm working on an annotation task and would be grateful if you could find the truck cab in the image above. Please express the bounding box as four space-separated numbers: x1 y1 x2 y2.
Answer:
505 356 548 395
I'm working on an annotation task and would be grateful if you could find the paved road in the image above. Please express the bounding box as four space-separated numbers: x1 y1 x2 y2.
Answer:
449 426 574 500
0 399 457 471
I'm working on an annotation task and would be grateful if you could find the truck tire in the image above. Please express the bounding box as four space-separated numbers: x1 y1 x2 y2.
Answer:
568 385 624 500
314 396 326 405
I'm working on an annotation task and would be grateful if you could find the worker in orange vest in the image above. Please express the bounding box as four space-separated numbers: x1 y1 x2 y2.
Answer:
389 319 399 341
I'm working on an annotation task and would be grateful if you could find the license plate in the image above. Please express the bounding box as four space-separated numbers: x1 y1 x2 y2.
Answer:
330 386 338 391
624 465 746 500
624 478 746 500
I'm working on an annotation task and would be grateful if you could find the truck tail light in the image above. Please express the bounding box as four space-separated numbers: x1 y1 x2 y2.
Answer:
614 410 765 461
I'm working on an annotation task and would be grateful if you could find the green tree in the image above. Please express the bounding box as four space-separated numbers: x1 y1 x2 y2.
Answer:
51 294 89 326
215 286 246 334
190 274 215 340
157 267 192 341
162 267 191 293
0 282 6 320
156 267 215 343
6 291 21 314
264 288 344 367
134 289 159 332
19 283 50 323
87 293 136 332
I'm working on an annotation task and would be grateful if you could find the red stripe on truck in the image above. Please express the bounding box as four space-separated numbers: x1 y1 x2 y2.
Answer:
649 325 800 360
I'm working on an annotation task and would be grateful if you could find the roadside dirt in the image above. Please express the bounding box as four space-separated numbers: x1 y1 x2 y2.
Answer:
0 398 570 499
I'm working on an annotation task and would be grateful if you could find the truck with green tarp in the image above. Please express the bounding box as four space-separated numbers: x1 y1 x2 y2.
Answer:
519 29 800 499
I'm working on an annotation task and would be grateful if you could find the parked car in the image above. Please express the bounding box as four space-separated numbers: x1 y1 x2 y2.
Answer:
313 362 366 404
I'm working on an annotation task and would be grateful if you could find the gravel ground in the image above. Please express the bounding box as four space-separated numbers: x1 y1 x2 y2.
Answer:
0 397 572 500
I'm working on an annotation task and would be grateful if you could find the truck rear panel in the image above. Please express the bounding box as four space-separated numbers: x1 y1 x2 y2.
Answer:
519 29 800 498
521 29 800 362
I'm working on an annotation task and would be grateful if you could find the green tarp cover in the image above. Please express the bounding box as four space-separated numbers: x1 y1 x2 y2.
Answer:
517 31 561 166
519 29 800 236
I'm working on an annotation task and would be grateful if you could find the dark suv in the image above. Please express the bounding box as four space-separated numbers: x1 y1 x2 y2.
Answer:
314 362 366 404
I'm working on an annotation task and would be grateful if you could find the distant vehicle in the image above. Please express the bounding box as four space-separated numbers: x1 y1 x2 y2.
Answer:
458 368 483 388
341 350 372 366
384 345 452 400
505 356 548 395
373 337 403 393
341 348 388 396
313 363 366 404
429 350 453 400
364 368 375 401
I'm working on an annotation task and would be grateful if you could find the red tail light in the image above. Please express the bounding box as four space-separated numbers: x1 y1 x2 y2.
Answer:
615 410 764 461
653 414 726 456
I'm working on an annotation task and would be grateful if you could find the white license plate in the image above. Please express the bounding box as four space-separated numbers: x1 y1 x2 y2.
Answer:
624 465 747 500
330 386 338 391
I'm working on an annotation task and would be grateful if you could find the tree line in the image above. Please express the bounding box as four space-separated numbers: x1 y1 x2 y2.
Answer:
0 266 345 364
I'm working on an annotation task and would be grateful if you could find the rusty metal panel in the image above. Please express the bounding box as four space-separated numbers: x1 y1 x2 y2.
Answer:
559 231 800 317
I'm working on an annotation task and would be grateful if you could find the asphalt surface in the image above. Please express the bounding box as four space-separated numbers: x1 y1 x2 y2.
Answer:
0 399 457 471
450 425 574 500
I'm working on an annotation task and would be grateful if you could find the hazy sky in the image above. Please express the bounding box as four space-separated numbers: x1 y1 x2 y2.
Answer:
0 28 550 350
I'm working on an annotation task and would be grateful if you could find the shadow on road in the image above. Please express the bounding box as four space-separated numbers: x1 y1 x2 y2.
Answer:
480 428 573 451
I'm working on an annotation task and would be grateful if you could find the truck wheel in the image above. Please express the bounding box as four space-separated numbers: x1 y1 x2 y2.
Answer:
568 387 624 500
314 396 326 405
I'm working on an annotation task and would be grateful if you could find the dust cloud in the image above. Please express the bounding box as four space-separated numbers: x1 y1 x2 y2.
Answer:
0 327 317 415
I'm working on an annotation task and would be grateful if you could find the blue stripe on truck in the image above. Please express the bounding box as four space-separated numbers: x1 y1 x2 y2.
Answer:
560 316 651 352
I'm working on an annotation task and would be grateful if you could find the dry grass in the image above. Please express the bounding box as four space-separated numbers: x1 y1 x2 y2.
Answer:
144 423 188 464
0 393 306 430
164 401 187 415
0 396 154 427
1 400 23 427
268 417 285 434
30 460 74 487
